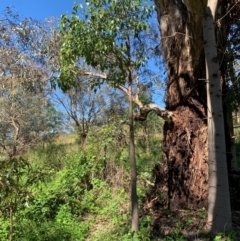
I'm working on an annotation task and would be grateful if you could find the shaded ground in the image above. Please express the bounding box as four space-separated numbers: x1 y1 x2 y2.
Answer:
144 108 240 239
143 179 240 240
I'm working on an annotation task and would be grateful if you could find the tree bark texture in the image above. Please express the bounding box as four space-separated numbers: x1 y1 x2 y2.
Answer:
154 0 209 209
155 0 238 217
128 73 139 232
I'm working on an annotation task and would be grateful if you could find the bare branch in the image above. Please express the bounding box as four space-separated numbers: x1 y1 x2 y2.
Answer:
11 118 20 142
83 71 107 79
217 1 240 23
0 142 7 151
134 103 173 122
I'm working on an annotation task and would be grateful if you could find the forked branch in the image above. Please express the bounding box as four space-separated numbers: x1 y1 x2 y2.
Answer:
134 103 173 122
82 71 173 122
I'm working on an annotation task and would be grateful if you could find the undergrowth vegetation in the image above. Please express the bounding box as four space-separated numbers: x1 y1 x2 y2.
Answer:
0 118 159 241
0 117 239 240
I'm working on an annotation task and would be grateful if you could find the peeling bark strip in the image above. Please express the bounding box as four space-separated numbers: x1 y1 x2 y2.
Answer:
154 0 209 209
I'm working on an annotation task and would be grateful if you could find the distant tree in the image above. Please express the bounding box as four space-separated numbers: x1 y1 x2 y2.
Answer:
224 19 240 171
0 9 63 241
0 9 62 159
53 78 108 144
0 86 61 159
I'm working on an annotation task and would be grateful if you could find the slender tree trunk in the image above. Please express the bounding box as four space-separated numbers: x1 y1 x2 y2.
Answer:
203 0 232 232
9 207 13 241
222 64 238 172
80 120 87 145
222 57 238 172
228 112 238 171
129 77 139 232
143 124 150 156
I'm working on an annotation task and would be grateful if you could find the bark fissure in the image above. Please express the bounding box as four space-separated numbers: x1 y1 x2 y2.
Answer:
154 0 209 209
153 0 236 233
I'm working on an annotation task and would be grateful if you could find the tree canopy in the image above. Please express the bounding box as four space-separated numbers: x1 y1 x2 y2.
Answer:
58 0 157 90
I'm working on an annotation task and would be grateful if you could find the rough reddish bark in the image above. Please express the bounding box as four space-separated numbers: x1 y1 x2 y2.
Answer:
154 0 209 209
153 0 239 212
154 107 208 209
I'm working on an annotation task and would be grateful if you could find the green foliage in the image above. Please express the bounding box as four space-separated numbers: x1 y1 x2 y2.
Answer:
0 128 238 240
213 231 240 241
0 113 163 239
13 218 86 241
32 142 67 171
0 217 8 241
58 0 155 91
0 9 62 158
0 157 31 214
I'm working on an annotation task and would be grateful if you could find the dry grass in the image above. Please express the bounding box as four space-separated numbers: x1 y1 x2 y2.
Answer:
55 132 78 144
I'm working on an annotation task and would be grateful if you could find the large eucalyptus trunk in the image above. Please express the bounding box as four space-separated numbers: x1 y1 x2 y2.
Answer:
154 0 233 232
154 0 208 209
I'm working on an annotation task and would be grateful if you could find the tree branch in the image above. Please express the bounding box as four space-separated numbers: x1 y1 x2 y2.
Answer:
0 142 7 151
134 103 173 122
82 71 173 122
11 118 20 142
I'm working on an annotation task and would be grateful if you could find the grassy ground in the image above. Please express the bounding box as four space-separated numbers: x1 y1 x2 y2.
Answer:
0 131 239 240
55 132 78 144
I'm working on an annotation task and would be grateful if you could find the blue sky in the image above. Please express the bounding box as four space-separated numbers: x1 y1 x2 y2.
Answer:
0 0 165 107
0 0 79 21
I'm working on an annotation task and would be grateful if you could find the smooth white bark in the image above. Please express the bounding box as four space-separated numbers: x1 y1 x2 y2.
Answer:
203 0 232 232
